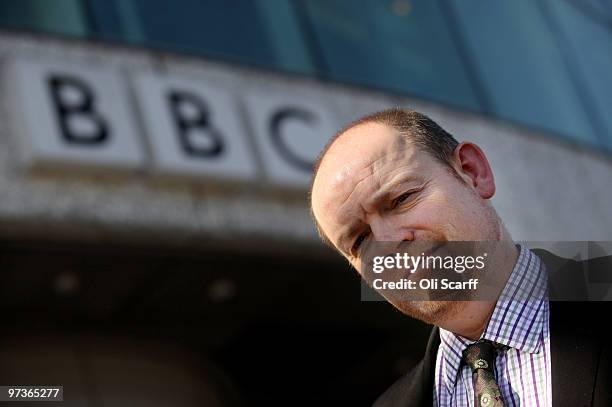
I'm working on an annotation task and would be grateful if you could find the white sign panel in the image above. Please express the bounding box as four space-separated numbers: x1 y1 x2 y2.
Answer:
6 56 342 188
9 59 145 169
244 92 337 186
133 73 257 180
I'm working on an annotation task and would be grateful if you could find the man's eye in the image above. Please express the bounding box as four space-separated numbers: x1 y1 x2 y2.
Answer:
392 191 413 208
352 231 369 255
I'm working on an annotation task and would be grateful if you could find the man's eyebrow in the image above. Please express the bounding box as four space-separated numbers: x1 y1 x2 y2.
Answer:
334 173 420 253
368 173 420 205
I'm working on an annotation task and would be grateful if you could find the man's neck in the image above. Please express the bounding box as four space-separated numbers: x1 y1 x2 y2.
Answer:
437 241 520 340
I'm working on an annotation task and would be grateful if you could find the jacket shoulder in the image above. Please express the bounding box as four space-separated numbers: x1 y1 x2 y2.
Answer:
372 359 430 407
372 326 440 407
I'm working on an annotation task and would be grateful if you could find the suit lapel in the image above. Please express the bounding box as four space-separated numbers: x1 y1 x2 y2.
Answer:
373 325 440 406
550 301 599 407
415 326 440 406
536 249 600 406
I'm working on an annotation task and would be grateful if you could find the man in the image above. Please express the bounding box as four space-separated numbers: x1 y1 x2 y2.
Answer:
309 108 611 406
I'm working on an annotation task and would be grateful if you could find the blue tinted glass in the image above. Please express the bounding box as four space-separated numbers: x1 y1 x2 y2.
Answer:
300 0 484 111
0 0 86 36
87 0 315 75
542 0 612 150
448 0 601 147
85 0 124 42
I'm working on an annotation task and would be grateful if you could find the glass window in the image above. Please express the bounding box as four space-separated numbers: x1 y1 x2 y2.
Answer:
299 0 485 111
0 0 609 153
542 0 612 150
86 0 316 75
0 0 87 36
447 0 602 147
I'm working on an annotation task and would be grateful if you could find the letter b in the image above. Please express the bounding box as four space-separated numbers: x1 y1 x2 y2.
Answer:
167 90 224 158
48 75 109 145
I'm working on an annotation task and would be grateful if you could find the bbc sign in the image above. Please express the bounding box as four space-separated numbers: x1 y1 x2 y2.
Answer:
7 59 338 186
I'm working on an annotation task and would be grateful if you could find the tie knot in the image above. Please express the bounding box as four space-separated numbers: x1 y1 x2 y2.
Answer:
462 340 498 372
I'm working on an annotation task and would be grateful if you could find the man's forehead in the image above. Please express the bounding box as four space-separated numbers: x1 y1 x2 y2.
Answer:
328 122 408 158
316 123 415 191
311 123 424 228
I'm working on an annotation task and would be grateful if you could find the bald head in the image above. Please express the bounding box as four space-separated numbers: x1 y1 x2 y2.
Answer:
311 108 459 189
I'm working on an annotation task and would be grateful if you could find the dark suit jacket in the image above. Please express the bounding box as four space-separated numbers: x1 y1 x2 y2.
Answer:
373 249 612 407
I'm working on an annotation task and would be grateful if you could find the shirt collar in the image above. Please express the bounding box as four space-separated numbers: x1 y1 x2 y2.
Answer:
438 245 548 392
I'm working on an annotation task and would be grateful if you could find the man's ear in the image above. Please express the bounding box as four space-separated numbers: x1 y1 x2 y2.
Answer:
451 142 495 199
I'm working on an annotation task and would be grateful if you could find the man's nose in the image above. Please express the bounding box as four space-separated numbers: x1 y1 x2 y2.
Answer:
369 214 413 242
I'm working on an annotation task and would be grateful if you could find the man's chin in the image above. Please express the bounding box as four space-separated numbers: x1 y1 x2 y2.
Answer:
393 300 464 325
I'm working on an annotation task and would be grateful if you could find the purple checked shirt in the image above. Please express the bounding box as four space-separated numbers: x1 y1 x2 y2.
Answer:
434 245 551 406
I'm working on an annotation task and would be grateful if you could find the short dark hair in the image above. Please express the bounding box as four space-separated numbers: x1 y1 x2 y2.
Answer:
309 107 460 248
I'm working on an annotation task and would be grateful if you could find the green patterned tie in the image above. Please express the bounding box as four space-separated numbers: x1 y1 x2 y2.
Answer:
462 340 505 407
